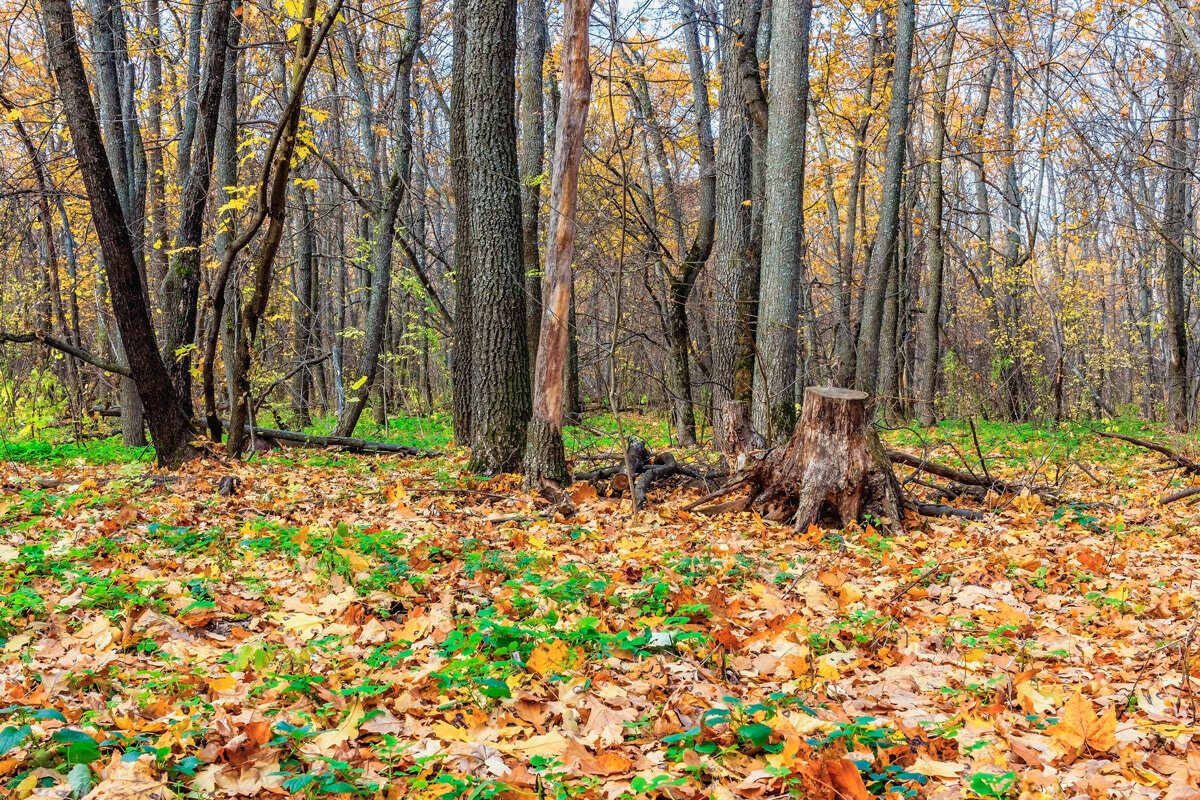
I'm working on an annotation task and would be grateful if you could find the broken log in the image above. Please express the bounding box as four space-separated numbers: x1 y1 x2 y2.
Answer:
226 425 442 457
887 448 1060 504
1092 429 1200 474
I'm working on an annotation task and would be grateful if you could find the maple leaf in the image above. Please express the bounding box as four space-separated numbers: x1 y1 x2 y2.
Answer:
1050 691 1118 754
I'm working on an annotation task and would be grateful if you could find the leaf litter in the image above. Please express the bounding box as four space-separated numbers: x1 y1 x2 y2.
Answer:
0 431 1198 799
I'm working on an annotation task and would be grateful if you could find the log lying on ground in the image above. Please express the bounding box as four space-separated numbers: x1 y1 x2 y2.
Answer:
227 425 442 457
887 448 1061 504
1091 428 1200 504
1092 429 1200 474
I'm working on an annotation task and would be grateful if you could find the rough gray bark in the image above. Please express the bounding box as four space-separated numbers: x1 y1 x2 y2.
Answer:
711 0 755 423
918 15 957 425
451 0 473 444
464 0 531 473
751 0 812 442
519 0 548 374
42 0 197 467
854 0 916 395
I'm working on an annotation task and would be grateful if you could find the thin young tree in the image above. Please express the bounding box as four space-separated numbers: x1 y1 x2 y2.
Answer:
854 0 917 396
523 0 593 485
918 12 958 425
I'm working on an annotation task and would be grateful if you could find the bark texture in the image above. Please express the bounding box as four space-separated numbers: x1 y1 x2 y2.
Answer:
746 388 902 533
42 0 197 467
523 0 592 486
752 0 813 441
465 0 532 473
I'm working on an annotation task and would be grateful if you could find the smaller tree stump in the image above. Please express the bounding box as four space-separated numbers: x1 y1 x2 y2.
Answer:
717 400 766 471
745 387 902 531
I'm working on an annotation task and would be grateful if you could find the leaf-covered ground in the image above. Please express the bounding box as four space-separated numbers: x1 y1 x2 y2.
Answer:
2 419 1200 799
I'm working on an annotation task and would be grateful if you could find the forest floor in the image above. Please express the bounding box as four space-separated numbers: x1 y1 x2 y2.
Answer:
1 415 1199 799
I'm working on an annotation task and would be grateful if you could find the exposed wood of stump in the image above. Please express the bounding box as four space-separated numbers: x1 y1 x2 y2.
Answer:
717 400 766 470
743 387 902 532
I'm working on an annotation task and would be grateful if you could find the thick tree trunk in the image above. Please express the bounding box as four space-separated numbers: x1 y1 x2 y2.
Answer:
716 399 765 471
711 0 754 424
450 0 474 444
746 387 902 533
42 0 197 467
465 0 532 474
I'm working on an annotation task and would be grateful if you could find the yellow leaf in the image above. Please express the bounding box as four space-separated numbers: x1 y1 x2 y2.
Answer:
527 639 577 676
908 757 963 780
206 675 237 692
1050 691 1117 753
335 546 371 571
312 699 365 752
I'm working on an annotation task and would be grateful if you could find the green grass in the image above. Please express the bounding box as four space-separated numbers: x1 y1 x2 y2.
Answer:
881 415 1183 469
0 435 154 465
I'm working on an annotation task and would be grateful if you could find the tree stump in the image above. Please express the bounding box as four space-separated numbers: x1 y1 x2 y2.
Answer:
745 387 902 532
716 400 766 471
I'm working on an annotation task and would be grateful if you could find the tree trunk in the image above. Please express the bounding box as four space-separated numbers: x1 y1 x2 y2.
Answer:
42 0 197 467
746 387 902 533
451 0 474 444
711 0 754 424
751 0 812 441
522 0 592 486
1165 11 1190 431
293 184 315 428
160 0 236 414
716 399 765 472
854 0 916 395
465 0 532 474
519 0 547 375
918 15 957 425
832 10 881 386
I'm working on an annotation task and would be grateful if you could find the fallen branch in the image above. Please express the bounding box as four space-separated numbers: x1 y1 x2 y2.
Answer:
1092 428 1200 475
227 425 442 457
1161 485 1200 505
909 502 984 521
887 449 1059 503
1 330 131 377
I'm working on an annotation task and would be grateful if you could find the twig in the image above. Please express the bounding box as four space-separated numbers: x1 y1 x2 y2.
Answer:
969 418 991 481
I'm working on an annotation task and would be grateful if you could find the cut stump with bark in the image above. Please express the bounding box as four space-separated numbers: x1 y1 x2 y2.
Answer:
744 387 902 532
717 400 766 471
